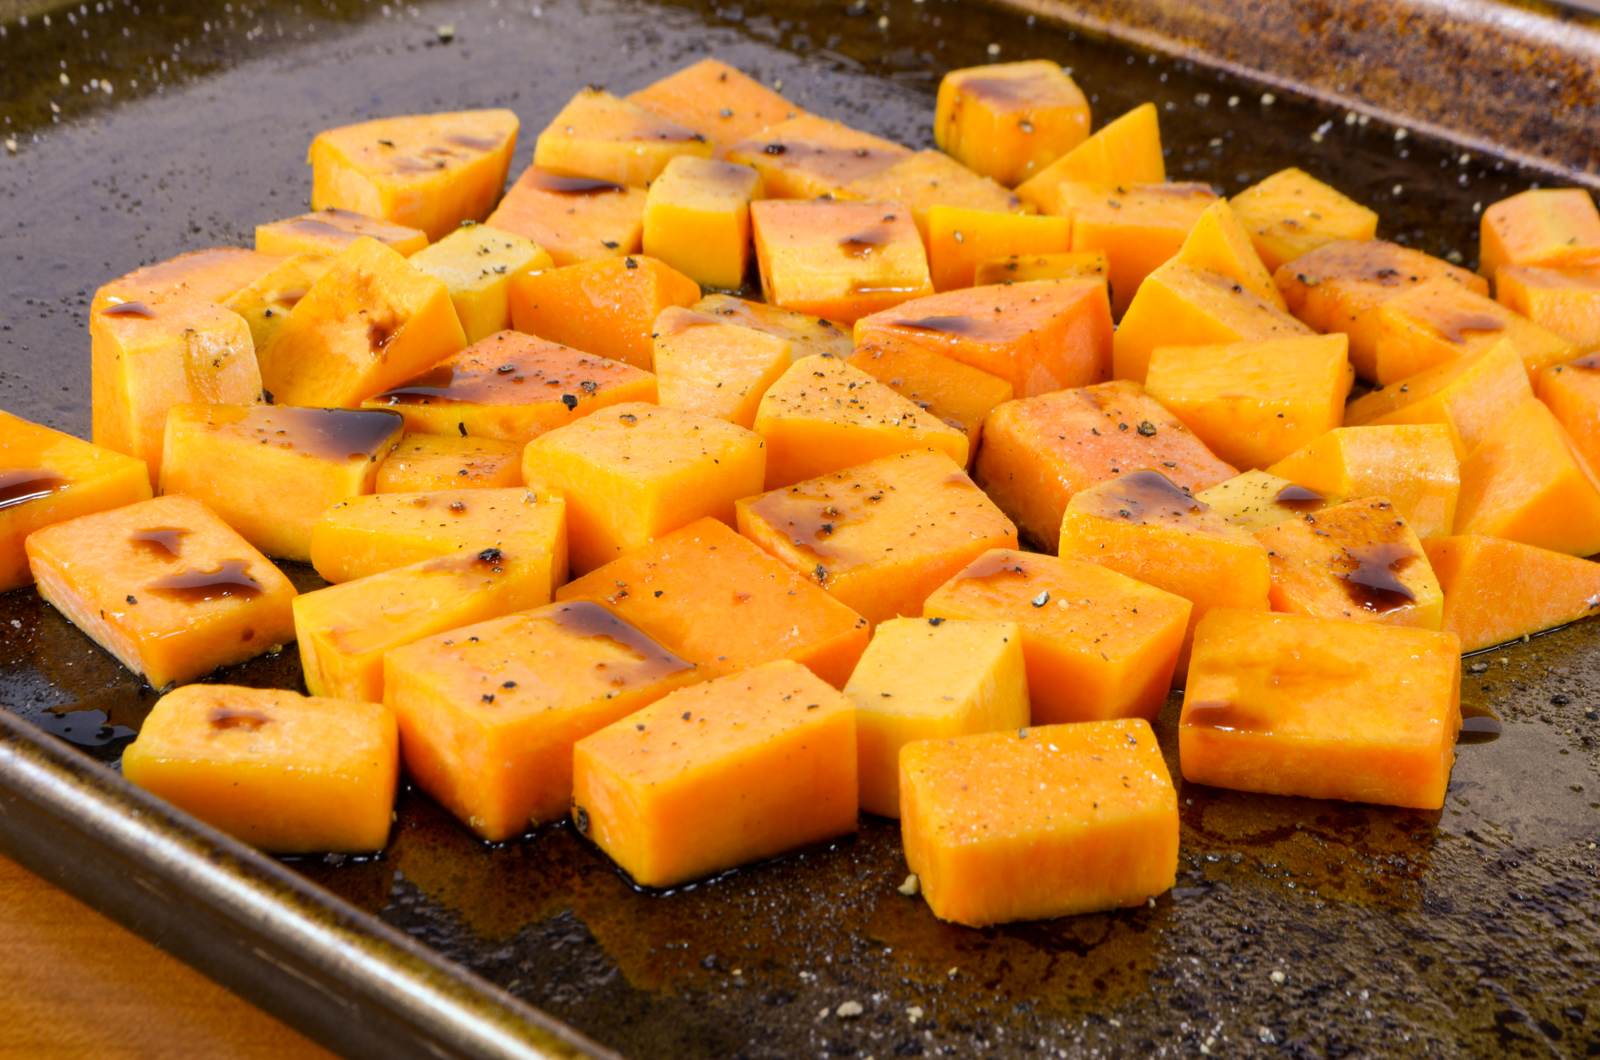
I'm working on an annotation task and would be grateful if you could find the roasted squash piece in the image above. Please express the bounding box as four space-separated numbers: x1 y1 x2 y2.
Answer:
1228 167 1378 271
409 224 553 343
222 253 334 353
692 293 852 361
486 165 648 266
1479 187 1600 280
572 659 857 888
1174 199 1285 309
1013 103 1164 214
627 58 802 152
841 151 1021 244
1361 277 1577 384
1536 354 1600 472
933 60 1091 187
1345 341 1531 457
25 495 297 689
1267 424 1459 540
751 199 933 324
385 600 698 840
845 617 1028 818
1495 265 1600 351
1056 181 1220 313
509 254 699 370
1180 609 1460 810
1424 534 1600 653
651 307 791 428
847 333 1015 454
123 685 397 853
534 87 711 186
1454 397 1600 556
374 432 523 492
900 719 1177 926
725 114 910 199
255 207 428 258
925 205 1072 292
972 249 1108 287
642 157 761 290
1195 469 1332 533
92 247 289 312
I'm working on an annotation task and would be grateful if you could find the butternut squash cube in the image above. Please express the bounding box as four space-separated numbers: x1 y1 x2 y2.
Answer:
926 205 1072 292
924 549 1190 723
1536 353 1600 472
92 247 289 312
1479 188 1600 280
1144 334 1352 469
293 545 554 702
385 600 698 840
557 517 870 686
258 237 466 407
25 495 297 689
1345 340 1531 457
508 254 700 370
1112 260 1311 382
845 617 1028 818
1180 609 1461 809
641 157 761 290
1267 424 1459 540
308 110 520 241
736 449 1017 624
726 114 911 200
572 659 857 888
310 487 566 587
1424 534 1600 652
846 334 1015 454
1455 397 1600 556
627 58 802 153
974 379 1237 548
123 684 398 853
1057 181 1220 313
1174 199 1285 309
841 151 1021 244
751 199 933 324
1495 265 1600 351
651 307 791 428
408 224 553 343
933 60 1091 187
973 250 1108 287
522 402 765 573
1195 469 1332 532
692 293 853 361
255 207 428 258
0 409 152 592
486 164 648 266
221 253 334 354
1013 103 1164 214
374 432 522 492
1361 278 1578 384
160 404 404 563
853 278 1113 397
753 355 968 489
1228 167 1378 271
361 330 655 443
534 87 711 187
900 719 1177 926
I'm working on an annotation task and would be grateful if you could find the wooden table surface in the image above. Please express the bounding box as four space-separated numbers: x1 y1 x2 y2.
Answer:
0 854 332 1058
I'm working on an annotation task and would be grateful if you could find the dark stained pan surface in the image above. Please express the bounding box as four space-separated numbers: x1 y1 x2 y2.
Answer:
2 0 1598 1056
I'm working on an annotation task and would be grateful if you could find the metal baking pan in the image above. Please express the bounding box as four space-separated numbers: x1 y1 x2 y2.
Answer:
2 0 1597 1055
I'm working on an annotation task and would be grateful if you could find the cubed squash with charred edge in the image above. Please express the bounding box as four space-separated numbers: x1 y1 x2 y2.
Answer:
374 433 522 492
384 600 699 841
486 165 648 267
1479 188 1600 281
725 114 910 200
160 404 404 563
1013 103 1164 214
1195 469 1333 533
533 87 711 187
222 254 334 354
926 206 1071 293
841 151 1022 245
1267 424 1459 540
847 334 1015 455
509 254 700 370
1495 266 1600 351
1424 534 1600 653
24 495 297 689
651 307 791 428
1057 181 1220 313
0 409 152 591
974 379 1237 549
736 450 1018 624
122 685 397 853
900 719 1176 926
361 330 655 443
293 545 554 702
692 293 853 361
308 110 520 241
1174 199 1285 309
1144 334 1352 470
1536 353 1600 473
255 208 428 258
973 250 1108 288
933 60 1091 187
627 58 803 153
752 356 967 490
1455 397 1600 556
556 517 869 686
1361 277 1578 384
572 659 857 889
310 487 567 589
522 402 766 575
642 157 761 290
1228 167 1379 271
924 548 1191 723
845 617 1028 818
751 199 932 324
92 248 289 313
1180 609 1461 810
1345 340 1531 458
409 225 553 343
853 278 1112 398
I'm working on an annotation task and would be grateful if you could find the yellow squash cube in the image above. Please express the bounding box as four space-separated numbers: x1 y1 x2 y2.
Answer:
641 156 762 290
1014 102 1164 213
627 58 802 153
925 205 1071 292
847 334 1015 454
1195 469 1333 533
1345 340 1531 457
534 87 711 186
92 247 289 312
486 164 648 266
1362 277 1577 384
752 199 933 323
1479 187 1600 280
508 254 700 370
1454 397 1600 557
1056 181 1219 312
692 293 853 361
255 207 428 258
1268 424 1460 539
1229 167 1379 271
840 150 1021 243
1174 199 1285 309
408 224 553 343
374 433 523 492
651 306 792 428
222 253 334 353
933 60 1091 187
1494 265 1600 352
973 249 1108 287
725 114 910 200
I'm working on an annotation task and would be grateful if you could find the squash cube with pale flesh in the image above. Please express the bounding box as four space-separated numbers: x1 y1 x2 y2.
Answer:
933 60 1091 187
900 719 1177 926
926 205 1072 292
627 58 802 153
522 402 765 574
1496 266 1600 351
160 404 404 563
122 685 397 853
1056 181 1220 313
847 334 1015 454
651 307 791 428
925 550 1190 723
1228 167 1378 271
24 495 297 689
973 250 1108 287
486 165 648 266
1536 353 1600 473
751 199 932 324
509 254 700 370
222 253 334 354
1014 102 1164 214
692 293 853 361
1345 340 1531 457
845 617 1028 818
92 247 289 313
1454 397 1600 557
1180 609 1461 810
1267 424 1459 540
409 225 553 343
572 659 857 888
534 87 711 187
726 114 911 200
255 207 428 258
642 157 761 290
1479 188 1600 281
1425 534 1600 653
384 600 698 841
1195 469 1332 533
374 433 523 492
1174 199 1285 309
1361 277 1577 384
841 151 1021 244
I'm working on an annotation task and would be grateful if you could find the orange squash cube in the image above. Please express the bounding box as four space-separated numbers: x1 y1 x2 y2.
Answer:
1056 181 1220 312
736 450 1017 623
846 333 1015 454
972 249 1108 287
557 517 870 686
627 58 802 152
522 402 765 574
751 199 932 323
1267 424 1459 540
572 659 857 888
221 253 334 354
1361 277 1577 384
385 600 698 840
373 433 522 492
1013 102 1164 214
641 157 761 290
691 293 852 361
1345 340 1531 457
1180 609 1461 809
1455 397 1600 556
726 114 910 199
752 355 968 489
1495 265 1600 351
122 684 398 853
0 410 152 592
974 380 1237 547
534 87 711 186
25 495 297 689
92 247 289 312
485 164 648 266
1425 534 1600 652
408 224 553 343
1174 199 1285 309
841 151 1021 244
1228 167 1379 271
900 719 1177 925
160 404 404 562
509 254 699 370
651 307 791 428
1479 187 1600 280
1536 353 1600 472
1144 334 1352 469
1195 469 1332 532
933 60 1091 187
925 205 1072 292
254 207 428 258
845 617 1028 818
924 549 1190 723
